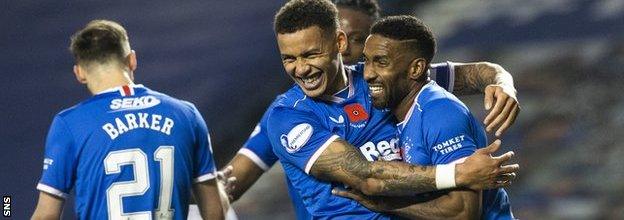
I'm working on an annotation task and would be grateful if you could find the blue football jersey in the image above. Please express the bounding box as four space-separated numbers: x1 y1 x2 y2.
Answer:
243 62 455 219
266 65 397 220
238 98 312 220
397 81 514 220
238 99 281 171
240 62 455 169
37 84 217 220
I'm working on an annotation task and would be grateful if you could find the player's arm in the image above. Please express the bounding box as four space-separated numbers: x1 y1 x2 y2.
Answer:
220 118 277 202
220 154 265 202
268 107 518 196
450 62 515 96
391 189 481 219
334 188 481 220
310 138 516 196
335 99 498 219
189 104 227 219
268 107 517 197
193 179 225 220
433 61 519 136
31 192 64 220
455 62 519 136
388 99 499 219
33 116 76 220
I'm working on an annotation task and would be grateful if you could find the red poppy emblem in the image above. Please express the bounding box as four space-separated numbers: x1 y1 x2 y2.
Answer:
343 103 369 123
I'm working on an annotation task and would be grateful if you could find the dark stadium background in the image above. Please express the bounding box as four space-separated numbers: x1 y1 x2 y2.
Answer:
1 0 622 219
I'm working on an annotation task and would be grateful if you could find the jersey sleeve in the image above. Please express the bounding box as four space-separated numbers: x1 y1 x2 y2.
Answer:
238 110 278 171
422 99 478 164
429 61 456 92
191 107 217 183
266 107 339 174
37 116 77 199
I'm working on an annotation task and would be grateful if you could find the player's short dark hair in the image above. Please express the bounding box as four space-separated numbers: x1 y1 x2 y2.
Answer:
334 0 380 20
274 0 340 35
70 20 130 66
371 15 436 64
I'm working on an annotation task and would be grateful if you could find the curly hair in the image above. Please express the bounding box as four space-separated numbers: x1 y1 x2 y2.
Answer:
274 0 340 34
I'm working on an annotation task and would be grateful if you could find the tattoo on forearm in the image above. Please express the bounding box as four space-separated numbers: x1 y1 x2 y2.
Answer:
394 193 450 218
394 190 479 219
312 139 371 181
453 63 496 95
370 161 436 196
312 139 436 196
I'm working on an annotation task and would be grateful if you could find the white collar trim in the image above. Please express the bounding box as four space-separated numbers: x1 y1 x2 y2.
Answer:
96 84 144 95
396 81 435 129
321 65 354 103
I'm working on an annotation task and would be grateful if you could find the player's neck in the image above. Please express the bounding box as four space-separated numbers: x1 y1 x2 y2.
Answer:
87 69 134 95
393 80 426 122
324 62 348 97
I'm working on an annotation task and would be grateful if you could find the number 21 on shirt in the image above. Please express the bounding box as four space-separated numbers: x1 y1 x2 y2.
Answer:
104 146 174 219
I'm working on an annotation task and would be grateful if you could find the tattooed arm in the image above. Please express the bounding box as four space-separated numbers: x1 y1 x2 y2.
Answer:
452 62 515 95
334 188 481 220
310 139 517 196
390 189 481 219
450 62 520 136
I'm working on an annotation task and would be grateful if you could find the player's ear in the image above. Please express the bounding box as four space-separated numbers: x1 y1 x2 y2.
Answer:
127 50 137 72
73 64 87 84
336 30 348 54
126 50 137 80
408 58 428 81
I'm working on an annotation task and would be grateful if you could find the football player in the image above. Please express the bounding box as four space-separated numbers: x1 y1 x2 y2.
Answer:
334 16 515 219
31 20 224 220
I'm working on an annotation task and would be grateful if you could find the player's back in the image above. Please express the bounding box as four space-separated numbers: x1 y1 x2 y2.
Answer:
38 84 215 219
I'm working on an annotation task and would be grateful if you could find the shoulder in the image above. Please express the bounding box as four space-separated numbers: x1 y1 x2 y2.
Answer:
259 94 289 122
418 82 468 114
56 104 82 119
271 87 313 112
422 99 470 120
143 89 208 131
145 89 199 114
411 83 471 127
55 95 105 121
267 94 321 127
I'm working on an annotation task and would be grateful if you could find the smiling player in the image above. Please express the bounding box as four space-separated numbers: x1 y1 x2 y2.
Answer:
261 0 518 219
334 16 515 219
222 0 518 207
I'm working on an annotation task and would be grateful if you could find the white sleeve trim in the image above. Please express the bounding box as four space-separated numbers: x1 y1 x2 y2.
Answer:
450 156 467 164
304 135 340 174
447 61 456 93
429 62 445 68
428 63 439 81
188 205 202 220
36 183 68 199
194 172 216 183
237 148 270 171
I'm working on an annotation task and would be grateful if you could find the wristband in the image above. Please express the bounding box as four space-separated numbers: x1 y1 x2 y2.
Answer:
435 164 456 190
